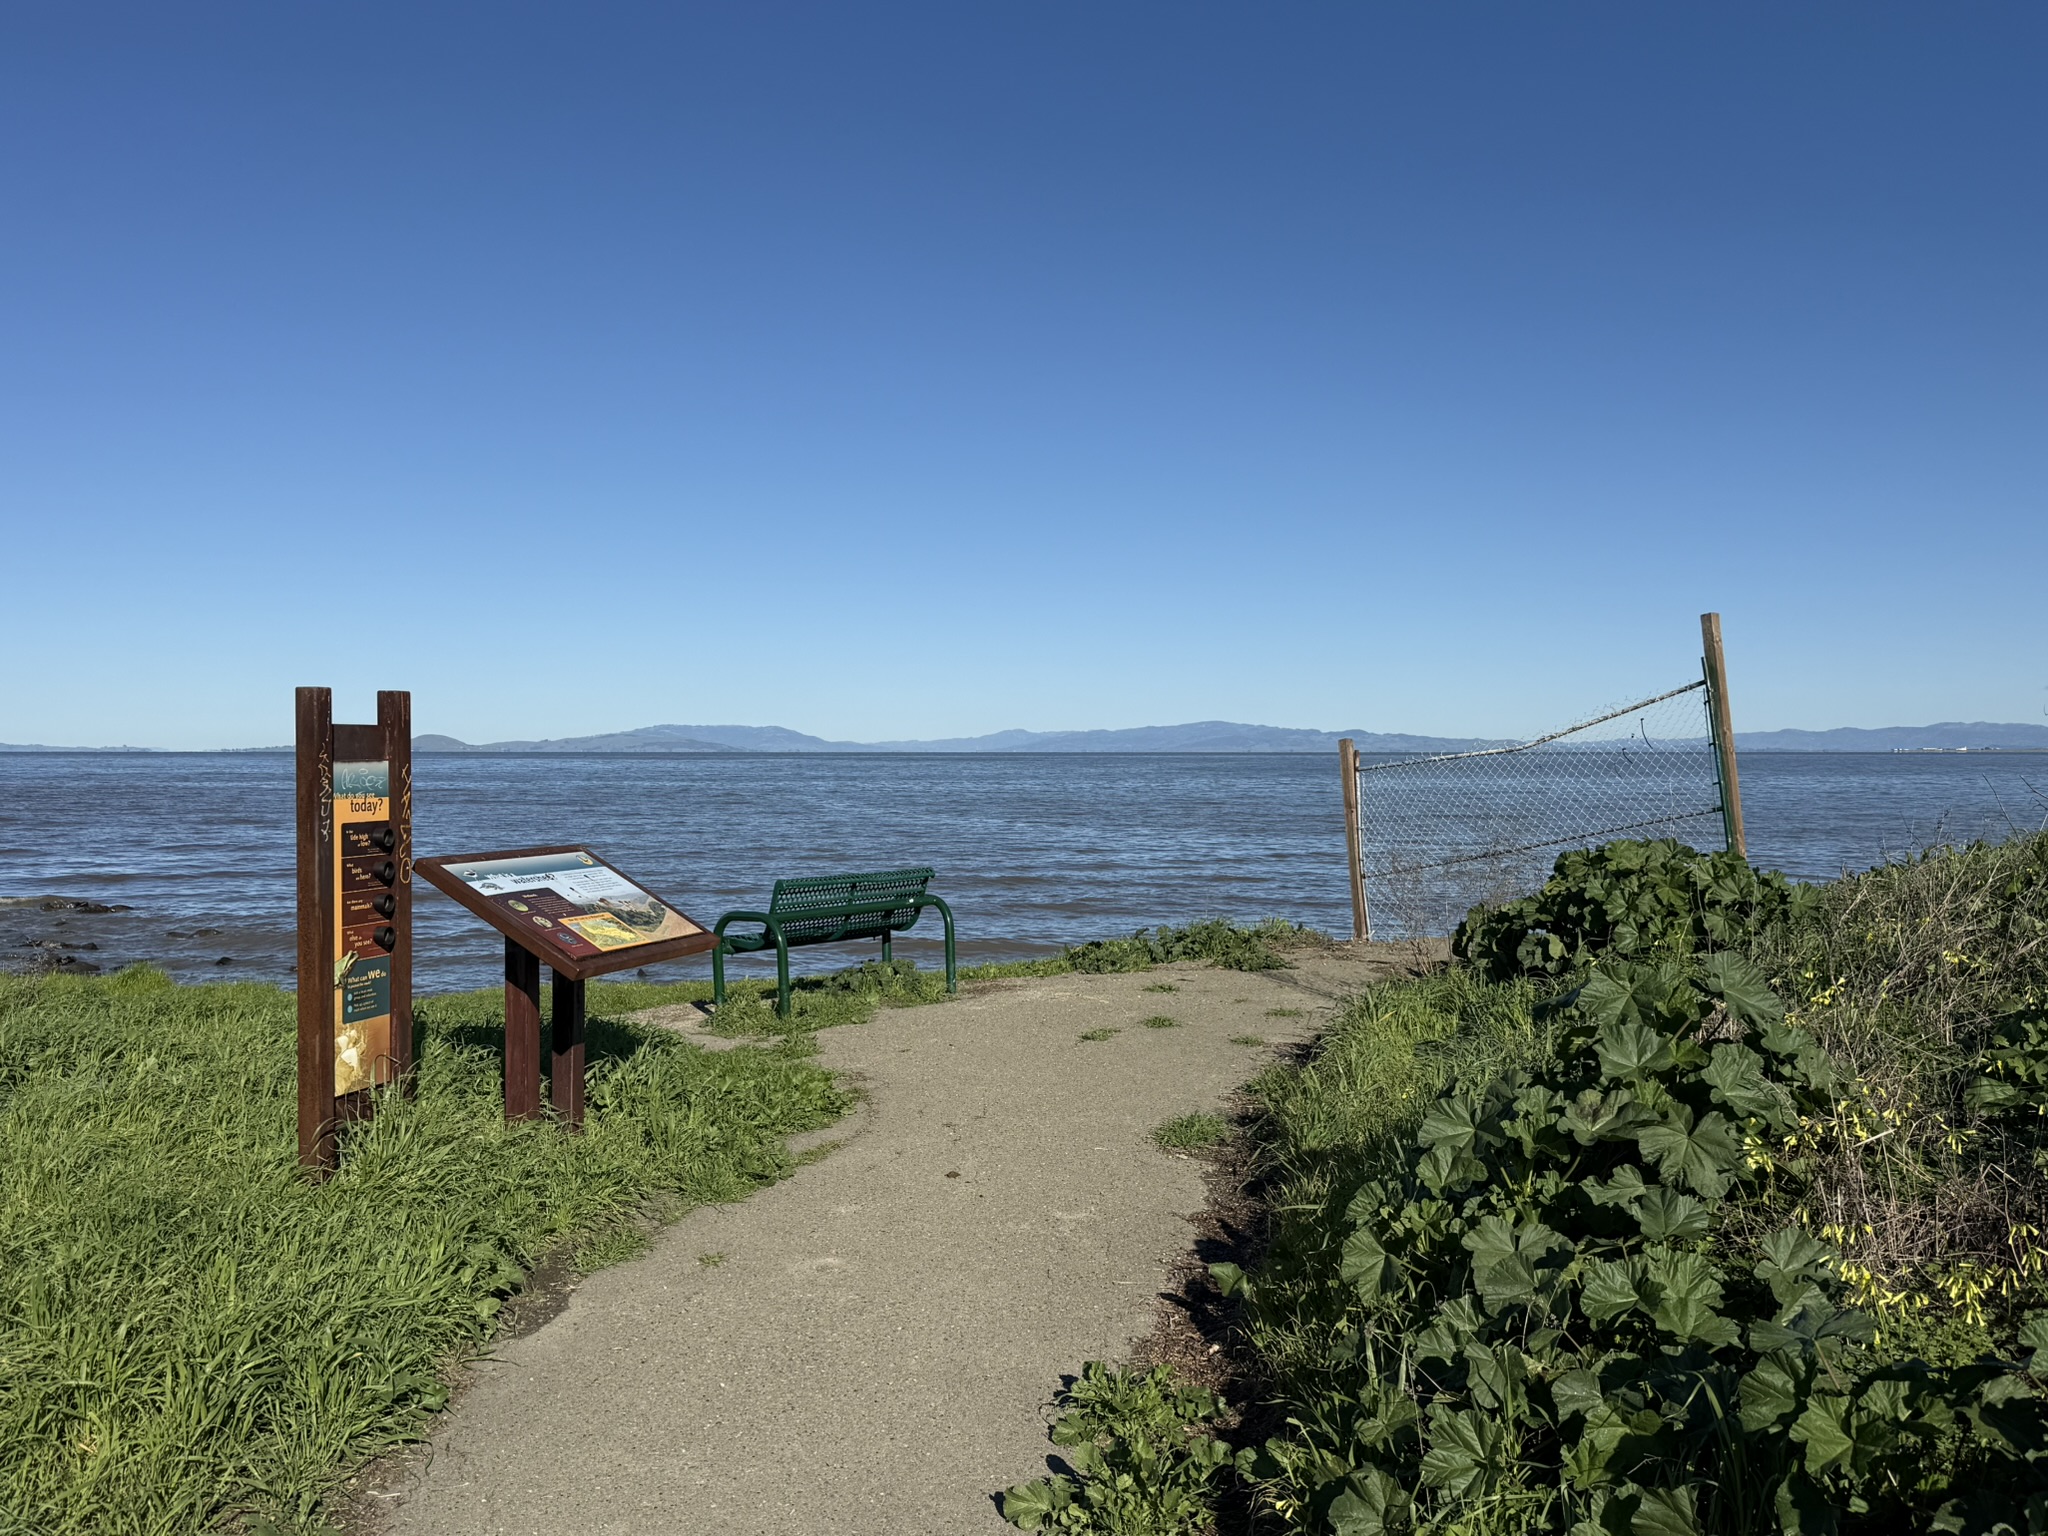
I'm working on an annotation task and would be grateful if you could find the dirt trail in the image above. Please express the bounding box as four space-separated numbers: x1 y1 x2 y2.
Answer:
368 947 1405 1536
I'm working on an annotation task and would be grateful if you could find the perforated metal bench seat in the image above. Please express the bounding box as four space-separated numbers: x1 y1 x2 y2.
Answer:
711 867 957 1017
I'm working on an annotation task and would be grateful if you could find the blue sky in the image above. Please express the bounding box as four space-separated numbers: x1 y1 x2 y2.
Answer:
3 4 2043 748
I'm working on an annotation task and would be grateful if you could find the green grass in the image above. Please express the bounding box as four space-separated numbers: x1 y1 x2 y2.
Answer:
1140 1015 1179 1030
1229 1034 1266 1047
1151 1112 1230 1151
1263 1007 1303 1018
0 968 848 1536
1078 1027 1119 1042
1143 983 1179 994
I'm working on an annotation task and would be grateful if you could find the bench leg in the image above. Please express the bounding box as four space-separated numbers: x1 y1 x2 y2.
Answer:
712 942 726 1007
775 936 791 1018
881 931 892 964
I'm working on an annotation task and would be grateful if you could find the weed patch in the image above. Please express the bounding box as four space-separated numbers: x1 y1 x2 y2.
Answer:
1141 1015 1179 1030
1079 1028 1120 1043
1153 1113 1230 1152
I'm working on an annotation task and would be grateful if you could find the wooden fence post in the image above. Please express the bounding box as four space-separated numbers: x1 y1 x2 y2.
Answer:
1700 612 1748 861
1340 738 1370 941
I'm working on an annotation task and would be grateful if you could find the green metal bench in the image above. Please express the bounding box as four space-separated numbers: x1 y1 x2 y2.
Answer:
711 867 956 1017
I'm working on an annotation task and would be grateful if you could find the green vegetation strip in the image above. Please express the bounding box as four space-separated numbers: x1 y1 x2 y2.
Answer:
0 916 1315 1535
1005 833 2048 1534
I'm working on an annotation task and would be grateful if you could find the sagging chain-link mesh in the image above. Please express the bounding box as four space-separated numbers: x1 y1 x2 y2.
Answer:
1357 680 1726 939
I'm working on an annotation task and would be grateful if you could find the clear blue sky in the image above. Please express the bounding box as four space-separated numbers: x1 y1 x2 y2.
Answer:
4 5 2043 748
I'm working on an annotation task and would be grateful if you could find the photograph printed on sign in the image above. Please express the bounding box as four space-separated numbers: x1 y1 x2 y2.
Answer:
446 850 702 959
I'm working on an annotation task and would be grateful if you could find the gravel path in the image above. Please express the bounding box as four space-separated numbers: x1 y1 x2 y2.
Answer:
366 949 1396 1536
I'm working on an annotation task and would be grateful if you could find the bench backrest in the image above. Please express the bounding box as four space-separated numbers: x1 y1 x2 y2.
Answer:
767 867 935 944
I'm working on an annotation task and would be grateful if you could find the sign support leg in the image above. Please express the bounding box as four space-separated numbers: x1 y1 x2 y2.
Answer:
550 970 586 1131
504 937 543 1121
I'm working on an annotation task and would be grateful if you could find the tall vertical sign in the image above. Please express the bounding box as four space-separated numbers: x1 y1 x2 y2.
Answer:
296 687 414 1175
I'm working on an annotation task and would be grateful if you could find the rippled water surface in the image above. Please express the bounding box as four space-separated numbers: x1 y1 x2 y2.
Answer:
2 752 2043 990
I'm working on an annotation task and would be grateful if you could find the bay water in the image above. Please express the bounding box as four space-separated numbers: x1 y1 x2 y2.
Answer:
2 752 2043 992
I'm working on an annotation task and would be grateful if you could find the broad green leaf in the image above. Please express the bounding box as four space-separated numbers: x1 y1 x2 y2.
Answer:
1419 1407 1502 1497
1635 1106 1741 1197
999 1476 1074 1530
1327 1468 1411 1536
1563 1089 1653 1146
1646 1249 1738 1345
1629 1484 1700 1536
1755 1227 1836 1305
1208 1261 1246 1298
1596 1020 1676 1082
1739 1353 1804 1431
1419 1094 1485 1153
1462 1213 1517 1271
1701 1044 1784 1124
1463 1340 1527 1413
1698 952 1785 1027
1586 1164 1651 1206
1635 1186 1710 1242
1582 1257 1650 1324
1341 1227 1394 1301
1791 1392 1855 1475
2021 1310 2048 1377
1551 1368 1605 1422
1464 1215 1567 1310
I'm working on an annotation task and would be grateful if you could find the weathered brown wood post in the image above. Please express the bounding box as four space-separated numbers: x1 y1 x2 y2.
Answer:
296 687 414 1175
1340 737 1370 941
1699 614 1748 862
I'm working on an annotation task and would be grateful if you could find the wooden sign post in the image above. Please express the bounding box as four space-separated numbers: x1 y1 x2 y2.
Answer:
415 846 716 1128
296 688 414 1175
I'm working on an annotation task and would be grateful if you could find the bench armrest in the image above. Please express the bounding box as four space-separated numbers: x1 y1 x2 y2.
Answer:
714 910 784 944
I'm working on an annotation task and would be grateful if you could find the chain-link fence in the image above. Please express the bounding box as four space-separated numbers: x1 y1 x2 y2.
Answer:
1349 678 1732 939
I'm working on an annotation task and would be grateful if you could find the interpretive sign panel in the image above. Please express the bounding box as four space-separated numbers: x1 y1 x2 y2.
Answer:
414 846 714 981
416 846 713 1129
297 688 413 1175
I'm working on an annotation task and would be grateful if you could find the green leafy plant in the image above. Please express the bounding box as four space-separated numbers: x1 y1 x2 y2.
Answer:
1079 1028 1120 1043
1065 920 1316 975
1000 1363 1234 1534
1454 839 1818 981
1220 953 2048 1531
1142 1016 1180 1030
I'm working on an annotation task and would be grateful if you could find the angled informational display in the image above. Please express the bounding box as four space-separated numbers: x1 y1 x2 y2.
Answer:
416 845 716 1130
415 846 715 981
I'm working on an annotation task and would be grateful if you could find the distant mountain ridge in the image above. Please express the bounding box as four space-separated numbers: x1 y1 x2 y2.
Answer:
9 720 2046 755
408 721 1498 754
1732 722 2048 752
406 719 2048 755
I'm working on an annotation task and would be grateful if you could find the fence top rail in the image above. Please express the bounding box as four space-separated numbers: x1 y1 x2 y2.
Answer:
1356 679 1708 774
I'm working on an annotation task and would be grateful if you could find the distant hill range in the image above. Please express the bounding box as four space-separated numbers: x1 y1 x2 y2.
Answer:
1733 722 2048 752
408 721 1496 754
406 719 2048 755
9 720 2046 755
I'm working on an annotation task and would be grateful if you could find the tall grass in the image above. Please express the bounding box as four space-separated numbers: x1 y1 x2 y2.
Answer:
0 968 847 1535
